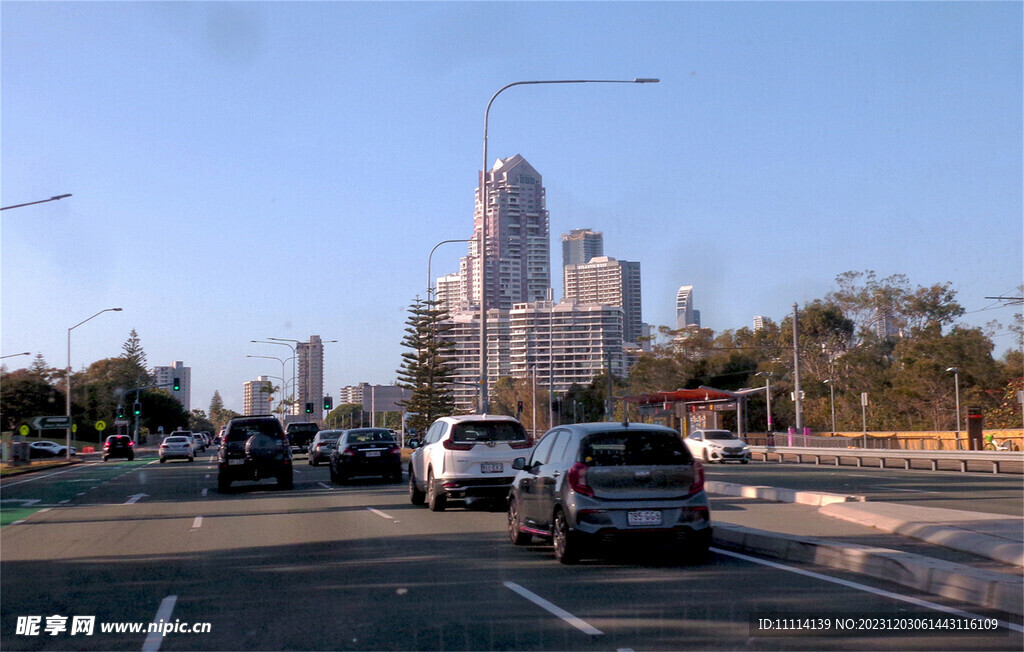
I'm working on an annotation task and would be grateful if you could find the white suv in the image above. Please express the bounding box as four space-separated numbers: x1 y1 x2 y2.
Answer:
408 415 533 511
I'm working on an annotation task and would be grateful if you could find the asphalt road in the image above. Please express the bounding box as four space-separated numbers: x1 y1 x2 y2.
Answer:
1 454 1021 651
703 462 1024 516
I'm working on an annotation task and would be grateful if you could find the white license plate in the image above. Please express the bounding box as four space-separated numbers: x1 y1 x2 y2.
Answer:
481 462 503 473
228 458 245 465
627 510 662 527
365 451 380 457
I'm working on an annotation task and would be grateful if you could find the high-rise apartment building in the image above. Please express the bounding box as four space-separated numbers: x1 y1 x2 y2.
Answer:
561 228 603 268
243 376 275 416
753 315 766 331
434 272 464 317
461 154 550 312
676 285 701 330
563 256 643 343
296 335 325 421
152 361 191 412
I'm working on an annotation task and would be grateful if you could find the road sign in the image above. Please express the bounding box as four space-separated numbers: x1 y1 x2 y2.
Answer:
30 415 72 430
95 420 107 431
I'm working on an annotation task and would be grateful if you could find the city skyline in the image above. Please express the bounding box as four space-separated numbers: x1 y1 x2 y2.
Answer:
2 3 1020 414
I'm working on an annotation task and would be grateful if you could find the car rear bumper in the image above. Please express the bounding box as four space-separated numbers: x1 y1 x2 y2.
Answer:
436 476 515 500
337 458 401 477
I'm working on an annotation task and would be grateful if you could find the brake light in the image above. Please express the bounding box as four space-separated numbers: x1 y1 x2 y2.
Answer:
128 440 134 447
689 460 705 495
442 438 473 451
567 462 594 497
341 447 355 457
389 445 401 455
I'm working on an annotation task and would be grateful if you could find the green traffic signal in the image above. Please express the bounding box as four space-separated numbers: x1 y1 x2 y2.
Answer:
132 402 141 417
173 377 180 391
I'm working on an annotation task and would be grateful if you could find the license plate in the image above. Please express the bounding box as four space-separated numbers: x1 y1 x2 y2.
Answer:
481 462 503 473
228 458 245 465
627 510 662 527
365 451 380 457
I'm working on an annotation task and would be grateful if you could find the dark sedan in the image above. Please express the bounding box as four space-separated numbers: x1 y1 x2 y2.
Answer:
329 428 402 484
308 430 342 466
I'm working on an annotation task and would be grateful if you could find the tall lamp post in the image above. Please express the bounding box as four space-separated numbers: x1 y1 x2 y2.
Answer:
66 308 122 458
756 371 774 439
1 193 72 211
823 379 837 434
1 352 31 360
946 367 962 449
477 77 659 413
266 337 337 420
247 355 294 417
427 239 472 302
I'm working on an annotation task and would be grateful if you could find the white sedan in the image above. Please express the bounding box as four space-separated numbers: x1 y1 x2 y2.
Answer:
684 429 751 464
28 440 76 458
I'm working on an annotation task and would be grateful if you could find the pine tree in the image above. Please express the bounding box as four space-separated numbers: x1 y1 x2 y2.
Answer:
396 297 457 434
209 390 226 426
121 329 147 368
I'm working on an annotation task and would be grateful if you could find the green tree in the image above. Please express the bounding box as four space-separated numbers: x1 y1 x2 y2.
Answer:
120 329 152 384
0 367 62 431
188 409 215 434
396 297 457 435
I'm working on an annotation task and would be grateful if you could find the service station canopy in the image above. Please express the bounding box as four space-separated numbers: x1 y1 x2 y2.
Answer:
623 386 764 415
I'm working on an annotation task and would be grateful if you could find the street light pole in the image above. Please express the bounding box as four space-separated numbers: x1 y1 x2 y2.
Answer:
478 77 659 414
756 371 774 439
0 352 31 360
66 308 122 458
823 379 836 434
266 337 338 422
1 194 72 211
428 239 472 303
946 367 962 449
247 355 293 417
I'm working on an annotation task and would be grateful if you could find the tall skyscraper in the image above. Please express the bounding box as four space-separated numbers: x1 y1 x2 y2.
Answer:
753 315 766 332
676 285 700 330
564 256 643 343
463 154 550 311
152 361 191 412
561 228 604 267
296 335 325 421
243 376 275 416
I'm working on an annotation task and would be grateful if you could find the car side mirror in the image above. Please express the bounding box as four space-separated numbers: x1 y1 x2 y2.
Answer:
408 439 421 450
512 457 526 470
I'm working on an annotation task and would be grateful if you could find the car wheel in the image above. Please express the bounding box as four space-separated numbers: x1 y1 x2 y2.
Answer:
218 476 231 492
278 472 294 490
329 461 339 483
188 456 194 462
102 456 109 462
683 531 712 564
160 458 166 464
507 497 532 545
409 467 425 505
741 458 749 464
553 509 580 565
427 469 446 512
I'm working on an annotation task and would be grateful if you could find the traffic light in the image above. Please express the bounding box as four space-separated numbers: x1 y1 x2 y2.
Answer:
117 405 125 419
173 377 181 391
305 402 314 414
517 400 524 417
132 402 141 417
323 396 333 411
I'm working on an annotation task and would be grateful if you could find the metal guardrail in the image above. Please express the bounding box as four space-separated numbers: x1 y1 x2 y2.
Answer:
750 445 1024 474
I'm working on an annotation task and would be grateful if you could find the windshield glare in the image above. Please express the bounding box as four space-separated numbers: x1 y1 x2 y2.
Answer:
452 421 527 443
704 431 737 440
581 432 692 467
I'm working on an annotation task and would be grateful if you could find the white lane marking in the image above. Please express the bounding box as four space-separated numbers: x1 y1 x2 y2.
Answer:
318 482 332 489
366 508 394 519
38 508 51 514
141 595 178 652
504 581 604 637
201 488 208 497
191 516 203 530
2 464 95 488
124 493 148 504
0 499 40 506
59 500 70 504
10 520 26 526
713 548 1024 633
204 474 211 479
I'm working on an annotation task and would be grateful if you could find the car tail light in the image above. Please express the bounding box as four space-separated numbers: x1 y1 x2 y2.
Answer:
567 462 594 497
689 460 705 495
341 447 355 457
442 438 473 451
103 443 110 449
160 444 167 449
128 440 134 447
389 445 401 455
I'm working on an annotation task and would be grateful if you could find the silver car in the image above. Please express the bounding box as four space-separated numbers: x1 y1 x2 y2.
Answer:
159 435 194 463
507 422 711 564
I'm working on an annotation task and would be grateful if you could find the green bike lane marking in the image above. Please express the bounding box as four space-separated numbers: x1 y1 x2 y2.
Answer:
0 458 154 528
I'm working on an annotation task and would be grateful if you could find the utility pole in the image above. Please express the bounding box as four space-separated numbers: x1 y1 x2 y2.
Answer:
792 303 803 432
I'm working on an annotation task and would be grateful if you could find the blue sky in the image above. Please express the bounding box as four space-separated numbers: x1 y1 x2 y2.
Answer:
2 2 1021 414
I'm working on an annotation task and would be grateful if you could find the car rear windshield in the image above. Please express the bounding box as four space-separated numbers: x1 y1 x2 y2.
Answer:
703 430 735 440
580 431 692 467
451 421 528 444
227 421 285 442
319 432 341 441
347 430 395 444
287 424 319 434
165 437 189 443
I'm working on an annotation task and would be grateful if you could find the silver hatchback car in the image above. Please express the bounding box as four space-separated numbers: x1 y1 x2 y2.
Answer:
507 422 711 564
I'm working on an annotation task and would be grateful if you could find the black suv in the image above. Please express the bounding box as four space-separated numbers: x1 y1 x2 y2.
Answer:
218 416 293 491
102 435 135 461
286 422 319 454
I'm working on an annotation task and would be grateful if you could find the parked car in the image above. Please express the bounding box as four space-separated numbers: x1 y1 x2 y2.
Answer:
102 434 135 461
308 430 342 466
507 422 711 565
684 429 751 464
408 414 532 511
159 435 194 463
27 440 75 458
218 416 293 491
329 428 402 483
286 422 319 454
